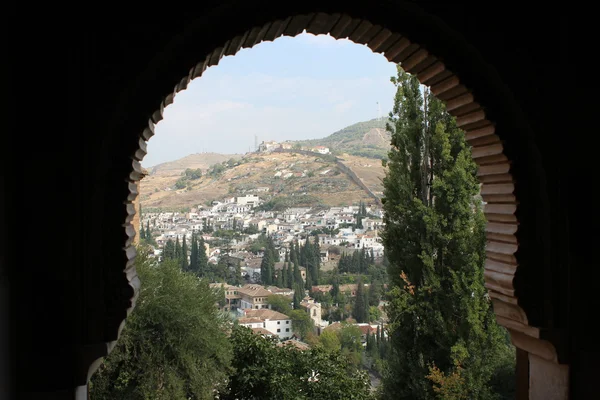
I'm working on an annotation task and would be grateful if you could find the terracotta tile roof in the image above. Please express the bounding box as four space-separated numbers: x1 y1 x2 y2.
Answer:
251 327 275 336
312 285 333 293
356 324 378 336
324 322 343 332
244 309 290 321
278 339 310 350
238 318 263 324
300 301 319 309
237 284 273 297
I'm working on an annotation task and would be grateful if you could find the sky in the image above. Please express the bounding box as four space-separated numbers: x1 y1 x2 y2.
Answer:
143 32 398 168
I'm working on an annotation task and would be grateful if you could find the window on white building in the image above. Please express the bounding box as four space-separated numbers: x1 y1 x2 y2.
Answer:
277 329 281 333
286 328 290 332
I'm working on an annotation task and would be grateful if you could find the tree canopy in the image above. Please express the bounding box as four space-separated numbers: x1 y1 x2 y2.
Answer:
89 245 232 399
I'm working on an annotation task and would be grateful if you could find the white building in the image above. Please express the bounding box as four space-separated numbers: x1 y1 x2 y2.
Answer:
300 297 322 327
311 146 330 154
236 194 260 207
239 309 293 340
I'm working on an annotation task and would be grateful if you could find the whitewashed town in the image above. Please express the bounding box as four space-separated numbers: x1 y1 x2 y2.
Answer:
138 192 389 352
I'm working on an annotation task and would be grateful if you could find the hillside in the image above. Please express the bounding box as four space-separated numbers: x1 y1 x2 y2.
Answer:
294 118 390 159
139 152 381 210
147 153 243 176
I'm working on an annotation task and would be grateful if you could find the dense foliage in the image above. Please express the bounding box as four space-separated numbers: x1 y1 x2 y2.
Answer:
89 245 232 399
218 325 374 400
380 65 515 399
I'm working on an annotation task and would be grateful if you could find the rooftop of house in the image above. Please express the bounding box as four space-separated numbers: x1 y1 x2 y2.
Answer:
356 323 379 336
238 318 264 324
278 339 310 350
300 301 320 309
244 309 290 321
312 285 333 292
323 322 342 332
266 286 292 294
251 327 275 336
237 284 273 297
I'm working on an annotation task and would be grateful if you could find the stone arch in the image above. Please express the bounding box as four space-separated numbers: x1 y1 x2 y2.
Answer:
92 8 566 399
130 12 526 334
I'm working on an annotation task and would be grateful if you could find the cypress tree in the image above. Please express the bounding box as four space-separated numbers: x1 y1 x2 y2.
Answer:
331 271 340 301
312 239 321 285
190 231 198 273
162 239 175 261
275 267 283 288
286 262 293 289
290 241 298 265
281 263 288 288
368 279 380 307
381 65 510 399
181 235 189 271
360 248 367 274
370 248 375 265
353 279 368 323
304 268 312 291
260 250 272 285
174 236 181 260
196 235 209 278
145 221 154 245
293 282 304 309
293 262 303 287
139 219 146 240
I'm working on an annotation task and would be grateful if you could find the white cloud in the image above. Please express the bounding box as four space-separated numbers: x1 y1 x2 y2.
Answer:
295 32 354 47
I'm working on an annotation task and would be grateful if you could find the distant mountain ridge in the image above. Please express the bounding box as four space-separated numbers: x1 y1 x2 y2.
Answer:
139 119 390 209
148 153 243 176
140 152 380 209
293 118 390 159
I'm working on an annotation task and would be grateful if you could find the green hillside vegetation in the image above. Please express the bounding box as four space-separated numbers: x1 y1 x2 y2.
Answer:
295 118 390 159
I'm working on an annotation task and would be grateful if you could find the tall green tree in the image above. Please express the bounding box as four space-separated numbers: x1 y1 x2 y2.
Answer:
293 282 304 310
368 279 380 307
286 262 294 289
138 204 145 239
162 239 175 261
290 241 298 265
181 234 189 271
90 245 232 399
260 249 273 285
189 231 198 273
197 235 209 277
174 236 181 260
353 279 368 323
380 65 513 399
312 239 321 285
304 268 313 291
282 263 289 288
293 262 303 287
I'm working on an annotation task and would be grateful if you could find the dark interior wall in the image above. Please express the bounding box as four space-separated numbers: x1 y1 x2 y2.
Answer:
4 1 582 398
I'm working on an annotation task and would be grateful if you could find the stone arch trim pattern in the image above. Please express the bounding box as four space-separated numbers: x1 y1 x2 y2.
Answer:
124 12 544 362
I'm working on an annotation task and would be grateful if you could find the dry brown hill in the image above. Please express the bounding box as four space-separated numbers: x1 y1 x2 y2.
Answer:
148 153 242 176
139 152 385 210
